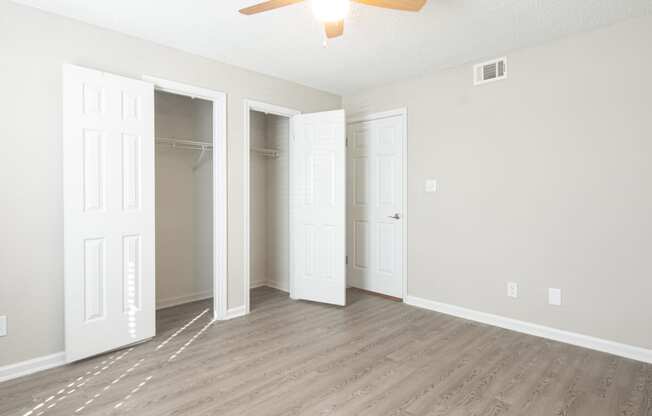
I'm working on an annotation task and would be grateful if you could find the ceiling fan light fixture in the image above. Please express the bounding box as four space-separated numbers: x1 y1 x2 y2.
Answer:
311 0 350 22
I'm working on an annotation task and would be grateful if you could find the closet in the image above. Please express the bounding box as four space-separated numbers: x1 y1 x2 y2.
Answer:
155 91 213 310
249 110 290 308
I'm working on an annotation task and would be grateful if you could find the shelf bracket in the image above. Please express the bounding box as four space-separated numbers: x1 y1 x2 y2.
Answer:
193 145 207 170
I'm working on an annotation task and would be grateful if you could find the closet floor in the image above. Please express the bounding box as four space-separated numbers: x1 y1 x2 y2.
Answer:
2 287 650 416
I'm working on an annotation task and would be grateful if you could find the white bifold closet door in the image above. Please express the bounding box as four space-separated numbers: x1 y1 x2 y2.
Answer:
63 64 155 363
291 110 346 306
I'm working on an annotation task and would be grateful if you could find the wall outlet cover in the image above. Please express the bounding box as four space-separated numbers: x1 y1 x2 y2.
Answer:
425 179 437 193
507 282 518 298
548 288 562 306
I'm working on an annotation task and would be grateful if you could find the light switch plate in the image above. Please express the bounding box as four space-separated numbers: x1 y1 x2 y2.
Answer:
548 288 562 306
425 179 437 193
0 316 6 337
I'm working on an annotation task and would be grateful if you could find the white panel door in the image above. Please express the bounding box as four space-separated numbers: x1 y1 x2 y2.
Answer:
291 110 346 306
63 64 155 362
347 115 403 298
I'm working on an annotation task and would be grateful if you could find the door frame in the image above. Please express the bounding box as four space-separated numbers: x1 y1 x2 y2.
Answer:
243 100 300 315
346 108 408 300
143 75 228 321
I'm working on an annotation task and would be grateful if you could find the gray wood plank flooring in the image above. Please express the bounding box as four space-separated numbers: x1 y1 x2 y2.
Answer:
1 287 650 416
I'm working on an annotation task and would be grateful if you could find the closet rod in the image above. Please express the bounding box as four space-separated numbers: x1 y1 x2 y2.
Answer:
251 147 280 159
156 138 212 170
156 137 213 150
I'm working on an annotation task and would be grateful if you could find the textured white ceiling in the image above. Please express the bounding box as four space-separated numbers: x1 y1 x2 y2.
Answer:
12 0 652 94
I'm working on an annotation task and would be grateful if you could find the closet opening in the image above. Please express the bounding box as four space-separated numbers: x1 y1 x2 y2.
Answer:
244 101 300 312
154 90 214 318
146 75 227 322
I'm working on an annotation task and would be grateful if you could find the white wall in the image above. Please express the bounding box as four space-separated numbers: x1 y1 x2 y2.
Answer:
344 15 652 350
0 0 340 367
155 91 213 308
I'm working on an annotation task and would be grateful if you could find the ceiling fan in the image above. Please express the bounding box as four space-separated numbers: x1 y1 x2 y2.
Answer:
239 0 427 39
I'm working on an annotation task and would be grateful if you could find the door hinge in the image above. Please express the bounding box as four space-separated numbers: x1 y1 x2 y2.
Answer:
346 255 348 265
345 137 349 146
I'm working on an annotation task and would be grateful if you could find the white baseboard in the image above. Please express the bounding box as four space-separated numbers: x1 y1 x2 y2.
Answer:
265 280 289 293
250 280 289 293
224 305 247 320
0 352 66 383
250 280 268 289
156 291 213 310
404 295 652 364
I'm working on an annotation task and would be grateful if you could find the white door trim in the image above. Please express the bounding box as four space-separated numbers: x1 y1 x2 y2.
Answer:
243 100 300 315
143 75 228 321
346 108 408 300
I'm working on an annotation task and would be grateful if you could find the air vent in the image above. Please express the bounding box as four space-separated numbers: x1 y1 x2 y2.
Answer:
474 57 507 85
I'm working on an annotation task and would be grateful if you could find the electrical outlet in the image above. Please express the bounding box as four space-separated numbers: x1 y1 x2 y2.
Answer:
548 288 562 306
0 316 6 337
425 179 437 193
507 282 518 298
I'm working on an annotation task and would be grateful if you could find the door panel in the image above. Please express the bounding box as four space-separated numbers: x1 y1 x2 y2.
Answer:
63 64 155 362
347 115 404 298
83 238 106 321
291 110 346 306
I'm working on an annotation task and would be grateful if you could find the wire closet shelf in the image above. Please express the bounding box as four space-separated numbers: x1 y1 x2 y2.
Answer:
156 137 213 170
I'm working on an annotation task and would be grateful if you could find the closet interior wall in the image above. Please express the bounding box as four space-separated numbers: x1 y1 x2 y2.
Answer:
155 91 213 308
250 110 290 293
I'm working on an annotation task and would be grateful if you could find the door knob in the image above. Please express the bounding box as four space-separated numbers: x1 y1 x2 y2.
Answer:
388 213 401 220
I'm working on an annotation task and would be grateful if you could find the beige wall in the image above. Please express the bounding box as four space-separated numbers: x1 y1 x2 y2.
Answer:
265 115 290 292
344 15 652 350
249 112 290 292
249 111 270 288
155 91 213 307
0 0 340 366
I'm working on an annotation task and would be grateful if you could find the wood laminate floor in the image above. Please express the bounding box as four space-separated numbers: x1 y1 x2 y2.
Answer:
1 287 651 416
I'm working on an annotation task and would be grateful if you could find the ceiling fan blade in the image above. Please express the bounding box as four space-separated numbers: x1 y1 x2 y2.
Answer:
239 0 305 15
351 0 426 11
324 20 344 38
